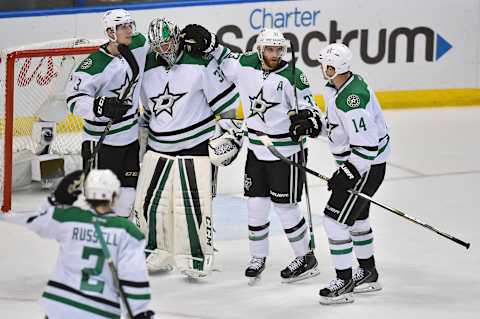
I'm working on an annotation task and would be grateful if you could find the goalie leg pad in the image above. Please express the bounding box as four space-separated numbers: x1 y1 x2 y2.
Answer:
173 156 214 278
134 151 175 271
114 187 135 217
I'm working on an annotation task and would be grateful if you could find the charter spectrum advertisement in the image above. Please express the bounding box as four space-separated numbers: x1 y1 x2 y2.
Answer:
161 1 470 92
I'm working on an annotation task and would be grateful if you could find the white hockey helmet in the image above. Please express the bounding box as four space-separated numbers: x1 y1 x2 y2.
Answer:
317 43 353 80
255 28 288 64
148 18 181 66
84 169 121 202
102 9 136 42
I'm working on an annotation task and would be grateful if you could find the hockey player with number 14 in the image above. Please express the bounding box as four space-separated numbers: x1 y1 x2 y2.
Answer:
182 25 323 283
316 43 391 304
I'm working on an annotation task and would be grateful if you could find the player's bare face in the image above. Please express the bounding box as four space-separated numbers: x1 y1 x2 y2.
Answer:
262 46 283 70
320 64 336 80
115 23 134 46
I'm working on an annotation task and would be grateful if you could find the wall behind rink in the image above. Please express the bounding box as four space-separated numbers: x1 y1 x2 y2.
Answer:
1 0 479 107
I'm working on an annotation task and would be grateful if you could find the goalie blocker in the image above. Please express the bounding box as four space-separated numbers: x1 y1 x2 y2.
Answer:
134 151 214 278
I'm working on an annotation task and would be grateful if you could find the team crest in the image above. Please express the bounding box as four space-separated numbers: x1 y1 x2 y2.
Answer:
346 94 360 108
80 58 93 70
300 73 309 86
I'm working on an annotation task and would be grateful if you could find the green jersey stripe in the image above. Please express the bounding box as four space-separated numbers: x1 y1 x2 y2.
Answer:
351 148 376 160
84 120 137 136
149 126 215 144
353 238 374 246
213 93 240 115
249 232 269 241
42 292 120 318
125 293 151 300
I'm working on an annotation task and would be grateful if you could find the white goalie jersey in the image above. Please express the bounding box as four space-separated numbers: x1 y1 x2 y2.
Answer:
211 45 321 161
140 51 240 153
65 34 149 146
11 200 151 319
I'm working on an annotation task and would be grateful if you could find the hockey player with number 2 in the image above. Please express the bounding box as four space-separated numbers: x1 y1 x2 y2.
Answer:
65 9 149 218
316 43 391 304
181 25 323 284
0 169 154 318
132 18 241 279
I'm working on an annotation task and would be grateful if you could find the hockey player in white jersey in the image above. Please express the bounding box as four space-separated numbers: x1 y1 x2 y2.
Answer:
181 26 322 283
315 43 391 304
133 18 241 279
65 9 149 218
1 170 154 318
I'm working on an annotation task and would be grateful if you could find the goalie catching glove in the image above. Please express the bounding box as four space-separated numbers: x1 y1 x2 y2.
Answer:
93 96 131 120
288 109 322 142
208 131 241 167
50 170 85 205
180 24 218 56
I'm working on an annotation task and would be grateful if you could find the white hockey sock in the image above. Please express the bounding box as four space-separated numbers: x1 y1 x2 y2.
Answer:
350 218 374 260
114 187 136 217
273 203 309 257
323 216 353 271
247 197 271 257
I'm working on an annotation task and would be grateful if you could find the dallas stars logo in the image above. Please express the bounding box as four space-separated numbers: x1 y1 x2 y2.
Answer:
248 88 279 122
110 72 137 104
149 83 187 117
325 113 339 143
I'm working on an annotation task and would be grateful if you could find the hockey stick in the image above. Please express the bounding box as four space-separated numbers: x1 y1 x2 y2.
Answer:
258 134 471 250
289 42 316 251
87 44 140 173
92 218 134 319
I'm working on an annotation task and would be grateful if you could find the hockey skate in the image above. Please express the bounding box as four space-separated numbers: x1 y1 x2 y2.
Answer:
353 267 382 293
319 278 355 305
146 249 174 273
245 257 266 286
280 252 320 283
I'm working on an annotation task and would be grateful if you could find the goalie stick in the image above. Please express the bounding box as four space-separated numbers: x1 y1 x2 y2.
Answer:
257 134 471 250
87 44 140 174
289 42 316 251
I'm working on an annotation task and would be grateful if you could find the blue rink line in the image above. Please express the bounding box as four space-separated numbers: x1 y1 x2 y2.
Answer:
212 194 322 241
0 0 292 19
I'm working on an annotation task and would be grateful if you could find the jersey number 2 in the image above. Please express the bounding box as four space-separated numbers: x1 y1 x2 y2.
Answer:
80 246 105 293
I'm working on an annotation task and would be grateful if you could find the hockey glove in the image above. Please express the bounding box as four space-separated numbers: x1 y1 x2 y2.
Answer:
180 24 218 56
51 170 85 205
288 109 322 142
327 161 361 192
93 96 131 121
133 310 155 319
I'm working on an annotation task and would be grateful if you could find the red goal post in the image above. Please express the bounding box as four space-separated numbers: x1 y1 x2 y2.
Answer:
0 39 103 212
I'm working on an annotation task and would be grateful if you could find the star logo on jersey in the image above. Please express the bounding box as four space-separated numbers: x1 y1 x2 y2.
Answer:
149 83 187 117
325 113 339 143
248 88 280 122
110 72 137 104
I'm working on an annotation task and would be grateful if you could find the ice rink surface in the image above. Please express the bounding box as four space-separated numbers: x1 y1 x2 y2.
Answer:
1 107 479 318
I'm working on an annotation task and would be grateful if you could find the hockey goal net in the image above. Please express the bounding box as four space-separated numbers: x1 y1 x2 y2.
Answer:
0 38 104 212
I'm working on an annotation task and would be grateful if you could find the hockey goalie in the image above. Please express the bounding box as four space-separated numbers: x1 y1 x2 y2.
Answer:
133 17 242 279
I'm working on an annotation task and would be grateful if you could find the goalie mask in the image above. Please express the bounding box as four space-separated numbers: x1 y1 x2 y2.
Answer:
255 28 287 65
208 133 241 167
148 18 181 66
84 169 121 202
317 43 352 80
102 9 136 42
